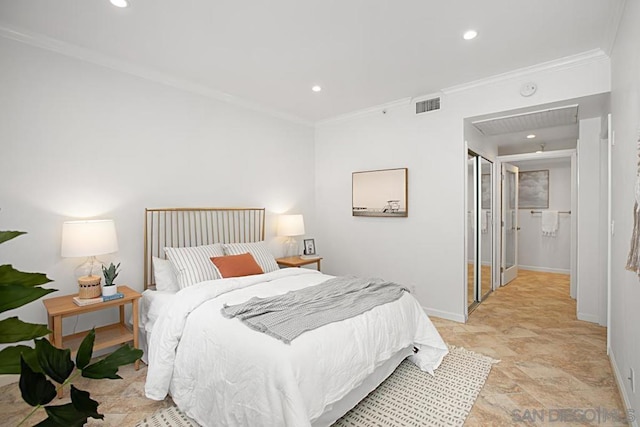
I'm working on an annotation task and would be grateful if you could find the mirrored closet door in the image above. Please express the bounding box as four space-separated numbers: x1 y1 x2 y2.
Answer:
479 157 493 301
467 151 494 312
467 152 477 309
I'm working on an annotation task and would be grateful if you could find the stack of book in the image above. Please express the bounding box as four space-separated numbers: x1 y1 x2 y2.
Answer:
73 292 124 306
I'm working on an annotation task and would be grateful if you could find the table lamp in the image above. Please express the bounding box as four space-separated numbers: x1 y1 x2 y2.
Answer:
277 214 305 257
61 219 118 298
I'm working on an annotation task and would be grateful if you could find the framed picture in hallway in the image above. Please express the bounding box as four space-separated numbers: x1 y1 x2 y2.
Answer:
518 170 549 209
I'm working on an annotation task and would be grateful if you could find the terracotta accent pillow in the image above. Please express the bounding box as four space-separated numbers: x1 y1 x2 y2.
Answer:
210 253 264 278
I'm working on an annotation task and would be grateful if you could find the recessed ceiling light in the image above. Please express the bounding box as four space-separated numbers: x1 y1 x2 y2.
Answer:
527 134 536 139
463 30 478 40
110 0 129 8
311 85 322 93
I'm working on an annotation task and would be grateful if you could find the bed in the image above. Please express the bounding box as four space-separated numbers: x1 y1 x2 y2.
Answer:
141 208 449 427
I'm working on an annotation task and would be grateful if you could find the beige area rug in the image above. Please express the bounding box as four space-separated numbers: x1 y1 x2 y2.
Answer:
136 346 498 427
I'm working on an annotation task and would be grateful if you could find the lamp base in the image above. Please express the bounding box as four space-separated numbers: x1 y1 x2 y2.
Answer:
75 256 103 280
284 237 299 257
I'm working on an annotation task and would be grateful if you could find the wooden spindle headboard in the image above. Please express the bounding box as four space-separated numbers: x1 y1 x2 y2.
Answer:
144 207 265 290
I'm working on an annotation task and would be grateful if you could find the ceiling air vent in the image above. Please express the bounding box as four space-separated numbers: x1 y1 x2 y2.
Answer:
416 97 441 114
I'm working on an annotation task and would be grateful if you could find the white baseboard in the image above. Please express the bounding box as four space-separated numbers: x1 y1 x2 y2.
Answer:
577 312 600 324
609 347 638 427
422 306 465 323
0 374 18 387
519 265 570 274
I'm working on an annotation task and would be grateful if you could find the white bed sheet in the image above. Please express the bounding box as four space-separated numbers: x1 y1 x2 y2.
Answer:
144 268 448 427
139 289 176 364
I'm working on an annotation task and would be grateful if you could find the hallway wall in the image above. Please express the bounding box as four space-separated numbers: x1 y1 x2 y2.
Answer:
576 117 606 325
516 159 572 273
609 0 640 418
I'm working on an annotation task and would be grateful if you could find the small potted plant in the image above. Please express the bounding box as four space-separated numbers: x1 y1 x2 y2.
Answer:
101 262 121 296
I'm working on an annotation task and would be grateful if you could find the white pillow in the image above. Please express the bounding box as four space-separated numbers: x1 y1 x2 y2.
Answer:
222 241 278 273
152 257 179 292
164 243 225 289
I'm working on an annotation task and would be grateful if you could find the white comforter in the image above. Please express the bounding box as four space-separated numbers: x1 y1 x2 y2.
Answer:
145 268 448 427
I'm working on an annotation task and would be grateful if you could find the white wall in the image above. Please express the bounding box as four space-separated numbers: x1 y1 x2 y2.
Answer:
516 160 572 273
0 37 315 351
576 117 607 324
610 0 640 419
316 53 610 322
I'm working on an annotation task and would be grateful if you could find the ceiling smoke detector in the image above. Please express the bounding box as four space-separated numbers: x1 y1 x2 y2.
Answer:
536 143 545 153
520 82 537 97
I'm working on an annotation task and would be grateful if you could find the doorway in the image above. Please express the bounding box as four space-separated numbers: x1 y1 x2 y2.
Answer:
497 151 577 295
464 94 610 326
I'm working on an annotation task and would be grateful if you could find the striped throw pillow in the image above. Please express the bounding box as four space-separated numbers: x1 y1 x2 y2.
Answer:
222 241 279 273
164 243 225 289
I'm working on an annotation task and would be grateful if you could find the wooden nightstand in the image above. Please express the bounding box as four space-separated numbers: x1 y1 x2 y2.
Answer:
42 285 141 370
276 256 323 271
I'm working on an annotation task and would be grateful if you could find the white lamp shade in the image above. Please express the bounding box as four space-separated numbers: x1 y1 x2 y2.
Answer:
61 219 119 257
277 214 305 237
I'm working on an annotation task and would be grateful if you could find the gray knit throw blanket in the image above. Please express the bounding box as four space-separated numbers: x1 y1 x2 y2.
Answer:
221 276 407 344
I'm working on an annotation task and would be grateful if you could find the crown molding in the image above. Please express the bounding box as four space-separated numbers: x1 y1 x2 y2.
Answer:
0 22 313 127
441 49 610 95
318 49 610 125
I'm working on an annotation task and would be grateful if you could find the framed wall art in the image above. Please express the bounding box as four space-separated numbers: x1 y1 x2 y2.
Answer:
303 238 316 256
352 168 408 217
518 170 549 209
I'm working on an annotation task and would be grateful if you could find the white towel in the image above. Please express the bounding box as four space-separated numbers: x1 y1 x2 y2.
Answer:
481 210 490 233
541 210 559 237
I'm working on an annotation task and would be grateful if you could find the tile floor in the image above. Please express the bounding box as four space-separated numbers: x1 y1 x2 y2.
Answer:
434 269 628 426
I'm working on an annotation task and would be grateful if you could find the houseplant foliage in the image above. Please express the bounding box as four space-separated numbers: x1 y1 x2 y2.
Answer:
101 262 120 287
0 230 143 426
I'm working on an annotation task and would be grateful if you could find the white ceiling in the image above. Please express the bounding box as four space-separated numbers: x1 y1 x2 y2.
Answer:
0 0 625 123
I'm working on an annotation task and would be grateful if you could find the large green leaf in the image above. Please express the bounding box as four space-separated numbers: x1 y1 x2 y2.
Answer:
0 264 52 287
0 284 56 313
75 329 95 370
33 417 59 427
35 338 74 384
0 344 40 374
43 403 87 427
81 345 142 380
101 344 143 367
0 317 50 343
0 230 26 245
19 356 56 407
80 359 119 380
70 385 103 420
